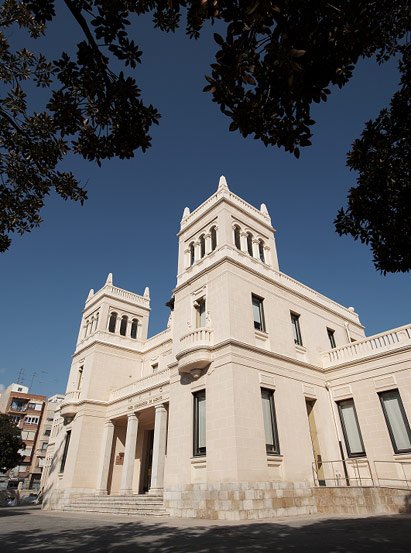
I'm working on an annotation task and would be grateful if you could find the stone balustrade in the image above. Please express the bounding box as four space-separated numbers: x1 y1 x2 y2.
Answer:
60 390 81 419
322 324 411 368
109 368 171 401
179 327 213 351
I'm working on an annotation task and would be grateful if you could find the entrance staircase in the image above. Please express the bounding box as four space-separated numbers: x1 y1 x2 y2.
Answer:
63 494 168 517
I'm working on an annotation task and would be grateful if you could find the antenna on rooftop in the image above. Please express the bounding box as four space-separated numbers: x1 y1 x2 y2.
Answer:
16 368 25 385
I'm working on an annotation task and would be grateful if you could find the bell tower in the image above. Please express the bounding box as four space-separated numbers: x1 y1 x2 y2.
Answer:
176 175 279 287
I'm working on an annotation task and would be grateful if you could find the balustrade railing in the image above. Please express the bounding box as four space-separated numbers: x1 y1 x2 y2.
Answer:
62 390 81 403
179 327 213 351
322 324 411 368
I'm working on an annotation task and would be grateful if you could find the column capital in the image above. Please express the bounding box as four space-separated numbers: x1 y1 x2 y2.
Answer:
154 403 167 412
126 411 138 421
104 418 114 427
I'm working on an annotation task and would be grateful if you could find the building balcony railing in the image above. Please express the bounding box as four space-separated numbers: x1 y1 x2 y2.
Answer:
60 390 81 420
177 327 213 374
322 324 411 368
109 368 171 402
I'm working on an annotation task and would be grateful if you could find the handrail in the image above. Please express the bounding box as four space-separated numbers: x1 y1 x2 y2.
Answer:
312 458 374 487
322 324 411 367
374 460 411 489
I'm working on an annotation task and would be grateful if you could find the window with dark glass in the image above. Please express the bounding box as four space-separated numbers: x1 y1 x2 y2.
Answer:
261 388 280 454
193 390 206 456
379 389 411 453
200 234 205 258
190 242 195 266
291 312 303 346
234 226 241 250
247 233 253 256
210 226 217 251
60 430 71 473
252 295 265 332
327 328 336 349
337 399 366 457
130 318 138 339
259 240 265 262
195 298 206 328
108 312 117 333
120 315 128 336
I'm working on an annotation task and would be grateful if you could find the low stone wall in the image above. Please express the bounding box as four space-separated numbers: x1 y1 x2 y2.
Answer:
313 486 411 515
164 481 317 520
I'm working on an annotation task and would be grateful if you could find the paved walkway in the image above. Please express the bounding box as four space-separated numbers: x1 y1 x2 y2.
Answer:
1 506 410 552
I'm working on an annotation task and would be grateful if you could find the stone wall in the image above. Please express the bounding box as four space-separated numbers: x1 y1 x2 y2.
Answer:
164 481 317 520
313 486 411 515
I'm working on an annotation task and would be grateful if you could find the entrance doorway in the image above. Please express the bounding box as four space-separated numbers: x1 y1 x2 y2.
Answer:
306 399 325 486
140 429 154 493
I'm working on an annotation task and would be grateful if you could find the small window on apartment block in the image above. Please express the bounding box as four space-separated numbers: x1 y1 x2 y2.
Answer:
290 312 303 346
337 399 366 457
379 390 411 453
252 295 265 332
193 390 206 456
261 388 280 455
327 328 336 349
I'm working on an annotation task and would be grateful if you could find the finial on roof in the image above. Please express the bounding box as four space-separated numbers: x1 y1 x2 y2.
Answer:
105 273 113 285
260 203 269 216
218 175 229 191
182 207 190 220
144 286 150 299
87 288 94 300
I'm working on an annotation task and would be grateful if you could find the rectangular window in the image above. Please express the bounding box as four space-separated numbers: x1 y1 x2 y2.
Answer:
44 429 51 436
252 295 265 332
379 390 411 453
10 400 26 412
327 328 336 348
337 399 366 457
60 430 71 473
193 390 206 456
24 416 39 425
195 298 206 328
41 442 48 451
291 312 303 346
261 388 280 455
9 415 21 425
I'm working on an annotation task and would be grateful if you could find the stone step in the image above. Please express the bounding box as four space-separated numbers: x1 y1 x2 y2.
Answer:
63 494 168 516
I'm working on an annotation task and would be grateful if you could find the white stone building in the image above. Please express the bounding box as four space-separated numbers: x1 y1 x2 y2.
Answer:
43 177 411 518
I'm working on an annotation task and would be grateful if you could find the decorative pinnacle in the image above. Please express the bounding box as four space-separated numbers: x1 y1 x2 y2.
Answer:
182 207 190 220
105 273 113 285
87 288 94 300
218 175 229 191
144 286 150 298
260 203 269 216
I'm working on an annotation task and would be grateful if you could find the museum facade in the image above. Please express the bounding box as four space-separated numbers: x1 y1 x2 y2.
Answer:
43 177 411 519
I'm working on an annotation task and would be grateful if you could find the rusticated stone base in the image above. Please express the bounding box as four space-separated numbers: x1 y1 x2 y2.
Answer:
313 486 411 515
164 481 317 520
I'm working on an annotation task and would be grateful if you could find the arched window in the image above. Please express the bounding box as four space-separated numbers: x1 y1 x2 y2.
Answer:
130 318 138 339
259 240 265 263
120 315 128 336
234 225 241 250
210 226 217 251
247 232 253 256
108 312 117 333
190 242 195 266
200 234 205 258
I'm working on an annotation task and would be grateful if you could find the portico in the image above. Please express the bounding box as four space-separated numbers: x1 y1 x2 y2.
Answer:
95 402 168 497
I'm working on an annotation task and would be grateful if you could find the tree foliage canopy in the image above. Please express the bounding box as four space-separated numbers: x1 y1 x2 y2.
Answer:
0 1 409 272
0 414 24 473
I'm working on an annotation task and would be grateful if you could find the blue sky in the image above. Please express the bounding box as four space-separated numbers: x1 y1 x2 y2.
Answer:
0 12 409 397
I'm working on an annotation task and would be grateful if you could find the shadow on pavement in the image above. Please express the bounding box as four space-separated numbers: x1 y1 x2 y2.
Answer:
0 513 410 553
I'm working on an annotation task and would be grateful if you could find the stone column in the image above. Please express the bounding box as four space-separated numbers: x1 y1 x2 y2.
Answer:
119 412 139 495
184 248 190 269
252 239 260 259
194 241 201 262
149 404 168 495
264 245 271 266
240 232 247 252
205 233 212 254
96 419 115 495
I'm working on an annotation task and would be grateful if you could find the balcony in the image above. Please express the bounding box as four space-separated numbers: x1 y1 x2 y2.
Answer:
177 327 213 374
60 390 81 420
322 324 411 369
